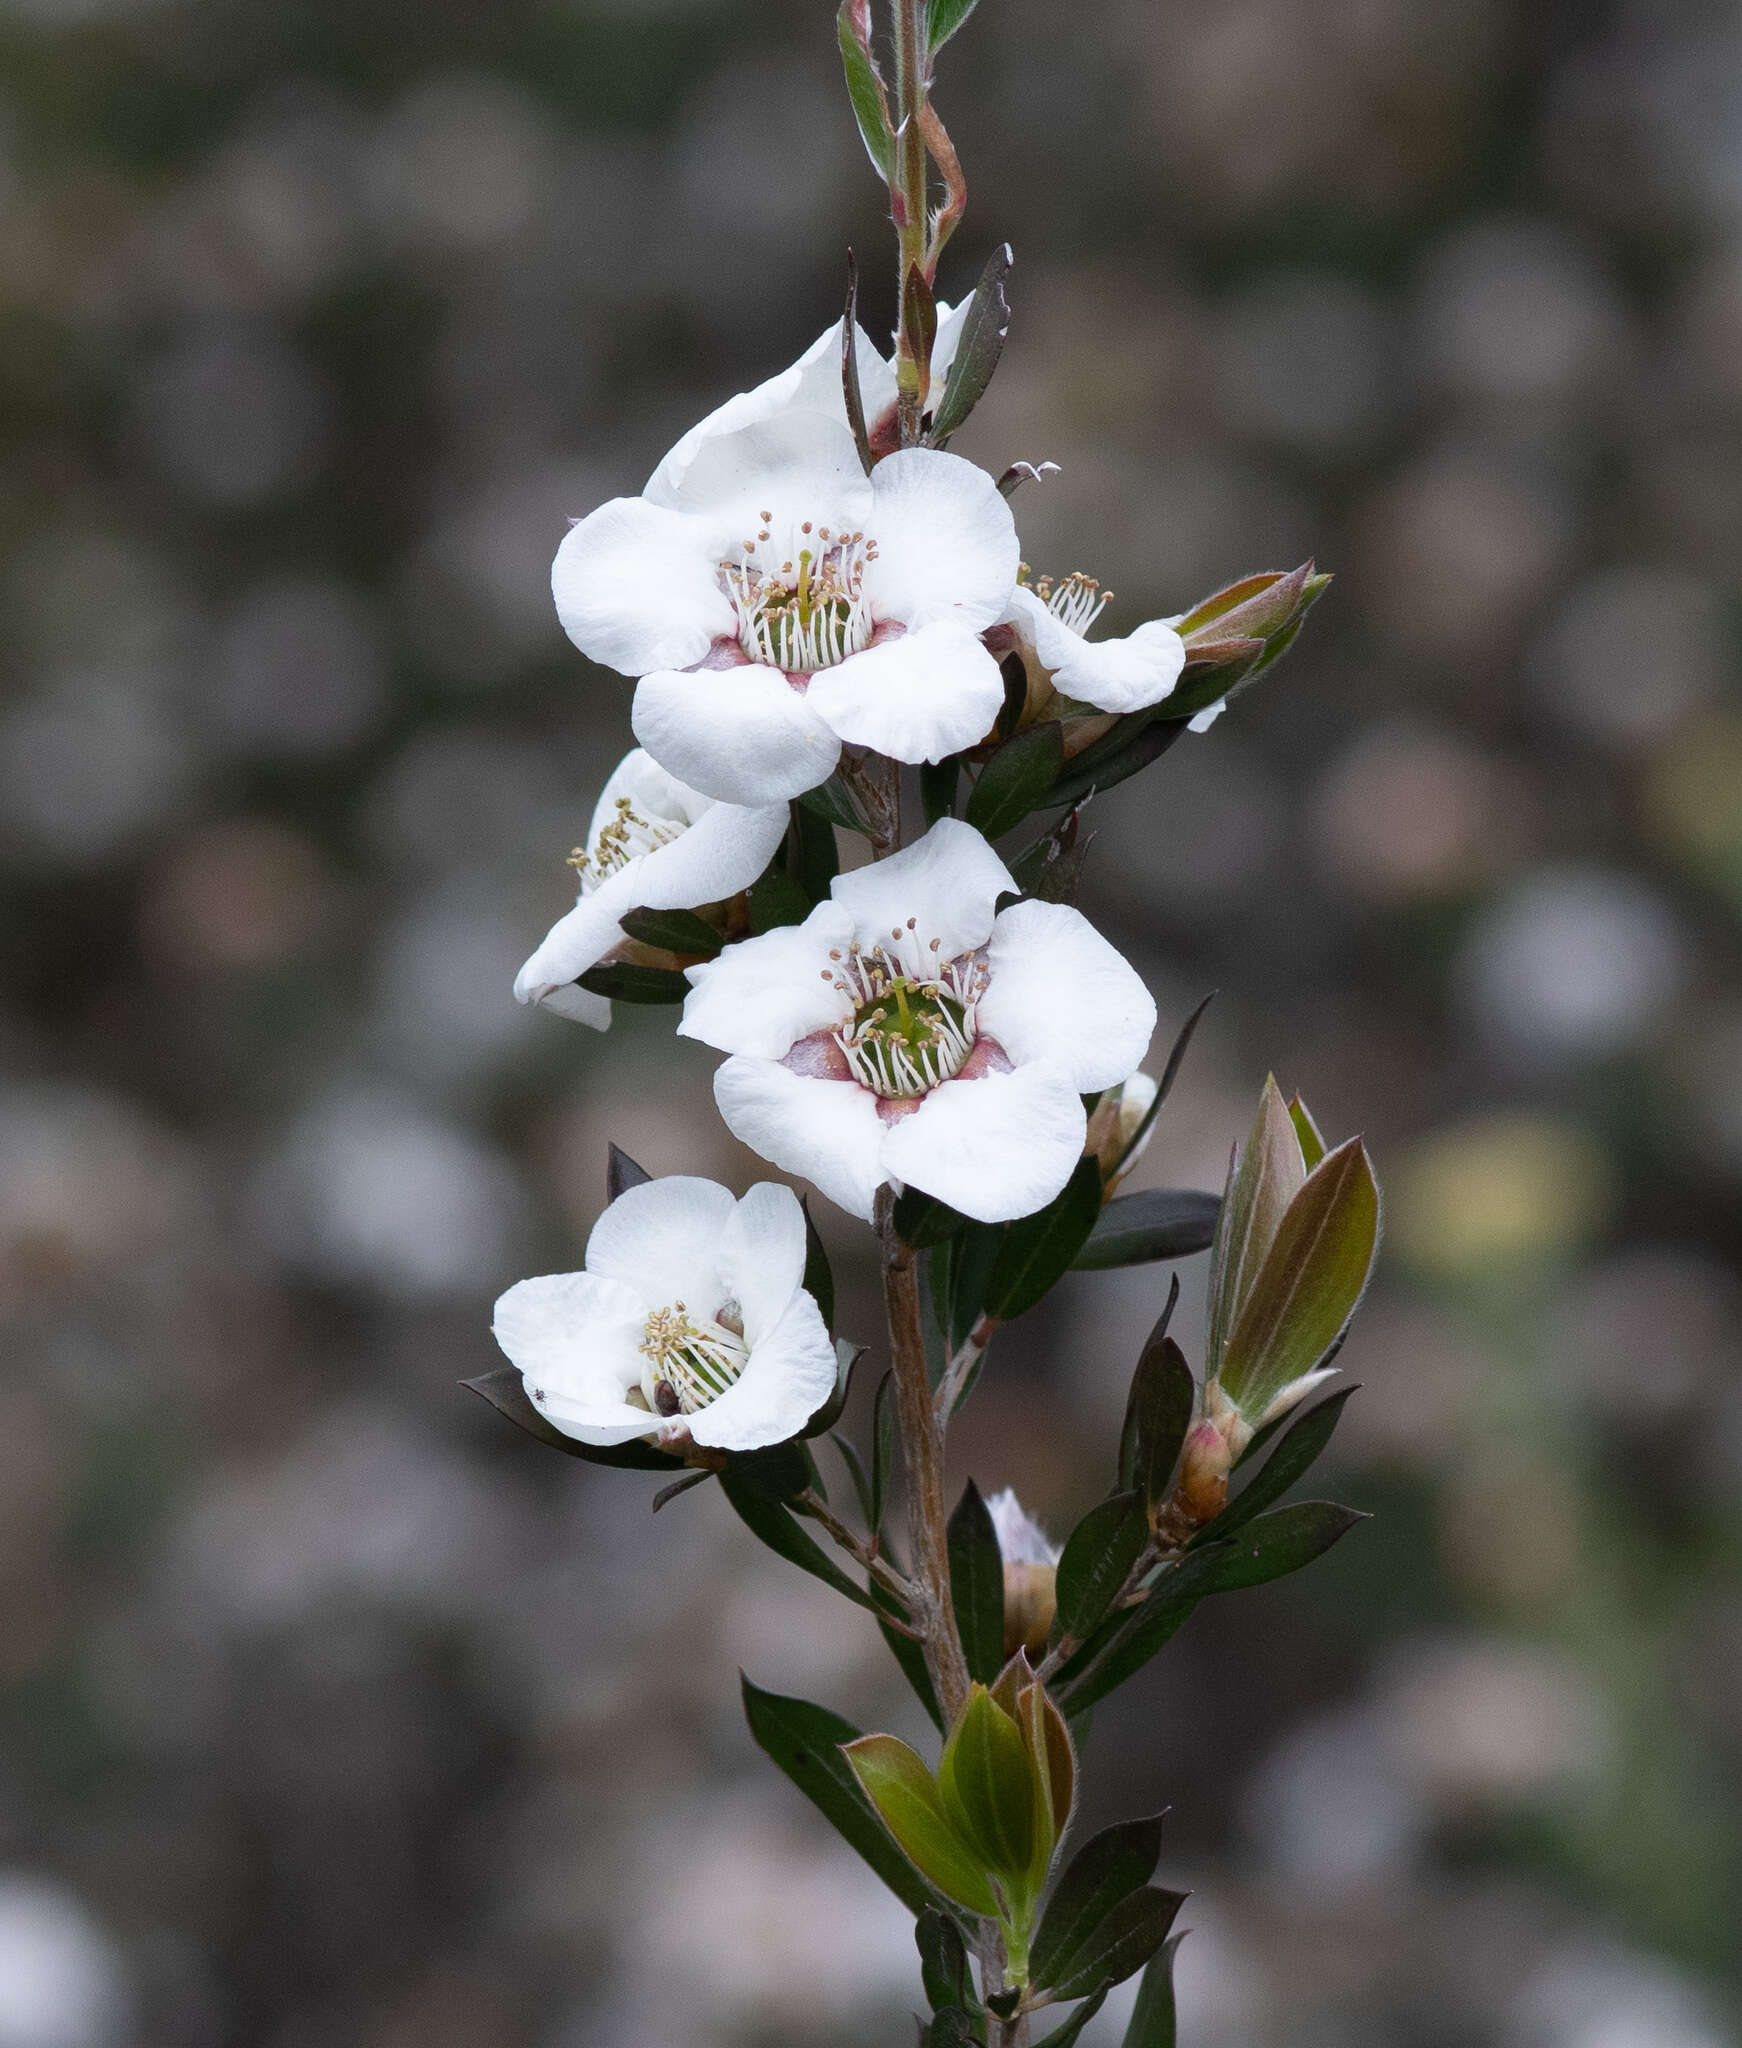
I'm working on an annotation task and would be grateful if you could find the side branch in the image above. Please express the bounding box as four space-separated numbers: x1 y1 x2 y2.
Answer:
793 1487 916 1611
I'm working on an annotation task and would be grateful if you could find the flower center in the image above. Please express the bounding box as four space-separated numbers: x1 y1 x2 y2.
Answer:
568 795 683 894
637 1299 749 1416
721 513 878 673
826 923 987 1099
1021 565 1114 636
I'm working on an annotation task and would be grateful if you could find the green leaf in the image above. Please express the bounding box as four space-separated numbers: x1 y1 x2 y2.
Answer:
873 1579 945 1732
749 866 813 934
801 1197 836 1334
789 798 840 901
1055 1544 1234 1716
729 1439 813 1500
931 242 1012 444
1043 1987 1113 2047
1041 1888 1186 2002
926 0 981 56
576 960 690 1005
1041 716 1187 811
615 906 723 957
650 1468 715 1512
904 262 938 400
1195 1386 1357 1543
845 1731 1000 1916
983 1156 1104 1320
743 1678 958 1917
798 770 874 834
1119 992 1216 1171
1218 1137 1380 1420
921 757 960 825
923 2010 980 2048
461 1368 683 1470
606 1143 652 1201
995 652 1028 741
1122 1932 1187 2048
938 1685 1036 1883
1287 1092 1326 1170
840 251 874 475
948 1480 1007 1685
1195 1499 1367 1595
1030 1813 1166 1992
964 721 1064 840
836 0 895 178
944 1222 1003 1351
719 1470 875 1610
917 1906 976 2016
1205 1078 1305 1376
1053 1491 1149 1641
1117 1326 1195 1510
1073 1189 1221 1271
1008 804 1088 906
833 1430 873 1528
896 1186 970 1249
800 1338 862 1439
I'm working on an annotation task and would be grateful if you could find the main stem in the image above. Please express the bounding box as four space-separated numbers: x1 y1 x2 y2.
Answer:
891 0 930 444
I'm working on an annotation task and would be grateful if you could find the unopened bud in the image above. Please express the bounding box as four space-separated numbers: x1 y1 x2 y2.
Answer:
986 1488 1060 1660
1170 1381 1252 1531
1086 1072 1159 1188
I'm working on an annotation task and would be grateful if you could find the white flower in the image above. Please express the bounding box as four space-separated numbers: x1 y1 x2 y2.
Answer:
1085 1070 1160 1186
513 748 789 1029
1000 568 1188 718
678 817 1156 1223
552 405 1016 808
491 1176 837 1451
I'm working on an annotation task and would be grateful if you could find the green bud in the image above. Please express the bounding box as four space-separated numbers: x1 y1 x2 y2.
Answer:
939 1684 1037 1894
843 1732 1000 1918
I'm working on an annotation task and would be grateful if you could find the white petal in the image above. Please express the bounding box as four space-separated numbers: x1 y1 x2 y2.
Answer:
679 903 854 1057
979 899 1156 1089
632 662 841 804
930 296 972 389
552 496 733 676
881 1062 1088 1223
492 1269 658 1443
718 1179 809 1345
830 815 1014 961
1188 698 1228 734
632 797 790 911
686 1288 839 1450
536 981 614 1030
658 409 872 530
584 1175 735 1310
805 621 1007 763
527 1384 669 1447
1003 587 1188 715
584 746 701 842
864 448 1018 631
713 1057 887 1222
514 886 633 1008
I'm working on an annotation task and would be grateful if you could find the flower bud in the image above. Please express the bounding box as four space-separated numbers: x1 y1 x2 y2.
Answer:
986 1489 1060 1660
1170 1380 1250 1531
1086 1071 1159 1188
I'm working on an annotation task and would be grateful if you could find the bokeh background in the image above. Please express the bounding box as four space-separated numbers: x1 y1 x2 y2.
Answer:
2 0 1741 2041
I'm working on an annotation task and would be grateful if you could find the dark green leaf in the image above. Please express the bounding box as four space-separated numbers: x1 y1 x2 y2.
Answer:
1055 1544 1233 1715
749 867 813 933
1008 804 1089 905
833 1431 874 1528
743 1677 953 1916
1195 1499 1367 1594
789 799 841 901
576 960 690 1005
904 264 938 399
607 1143 652 1202
1118 993 1216 1172
1122 1932 1187 2048
800 1339 862 1439
651 1469 715 1512
1117 1329 1195 1510
841 251 874 475
798 771 874 834
461 1368 682 1470
965 721 1064 840
1031 1814 1166 1991
615 906 722 958
983 1157 1104 1320
1041 716 1187 811
871 1369 897 1535
720 1471 875 1610
917 1908 976 2016
1073 1189 1221 1271
948 1480 1007 1685
926 0 981 54
923 2010 980 2048
896 1186 970 1249
801 1196 836 1334
1053 1491 1149 1641
874 1579 945 1732
930 242 1011 442
836 0 895 178
995 652 1028 741
921 757 960 824
730 1439 813 1500
1043 1987 1112 2047
944 1222 1003 1351
1195 1387 1357 1543
1042 1888 1186 2002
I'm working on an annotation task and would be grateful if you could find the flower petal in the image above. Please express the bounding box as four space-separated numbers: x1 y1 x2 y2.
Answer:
830 815 1014 962
514 886 634 1009
718 1179 809 1345
584 1175 735 1311
804 621 1007 763
679 903 854 1057
881 1062 1089 1223
492 1269 658 1443
978 899 1157 1090
713 1057 887 1222
686 1287 838 1450
633 796 790 912
1004 587 1186 715
633 662 841 804
658 409 872 530
552 496 733 676
536 982 614 1030
864 448 1018 632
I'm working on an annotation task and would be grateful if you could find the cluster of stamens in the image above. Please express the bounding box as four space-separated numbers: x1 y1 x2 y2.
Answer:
568 795 683 893
636 1300 750 1417
721 512 878 674
824 919 987 1099
1019 564 1114 636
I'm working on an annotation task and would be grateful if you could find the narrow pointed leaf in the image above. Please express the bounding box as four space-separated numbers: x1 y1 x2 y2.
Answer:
1073 1189 1221 1271
1205 1079 1305 1375
833 1431 873 1527
1055 1544 1234 1715
576 961 689 1005
1054 1490 1149 1641
800 1338 862 1439
845 1732 1000 1916
749 866 813 933
1194 1386 1358 1544
904 263 938 402
1122 1932 1186 2048
461 1368 682 1470
917 1906 976 2016
1030 1813 1166 1991
836 0 895 178
944 1222 1003 1350
1043 1887 1185 2002
789 799 840 901
938 1686 1036 1881
651 1469 715 1512
801 1196 836 1334
983 1155 1104 1319
607 1143 653 1201
841 251 874 474
926 0 981 54
1120 992 1215 1169
1041 715 1187 811
871 1369 896 1533
1195 1499 1367 1594
743 1678 958 1917
948 1481 1007 1685
921 757 960 824
896 1186 970 1248
615 906 722 958
720 1470 875 1610
873 1580 945 1732
798 770 875 833
1117 1328 1195 1509
931 242 1012 443
1044 1987 1113 2047
923 2011 979 2048
1287 1092 1326 1170
964 721 1064 840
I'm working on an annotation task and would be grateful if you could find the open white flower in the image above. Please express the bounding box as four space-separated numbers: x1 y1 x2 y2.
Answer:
491 1176 837 1451
678 817 1156 1223
553 408 1017 808
513 748 788 1028
1000 568 1188 718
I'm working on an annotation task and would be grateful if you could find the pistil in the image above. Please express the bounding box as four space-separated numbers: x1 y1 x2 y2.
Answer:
824 921 988 1099
722 515 879 674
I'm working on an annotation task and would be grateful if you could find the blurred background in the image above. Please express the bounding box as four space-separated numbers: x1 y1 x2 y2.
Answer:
1 0 1740 2041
